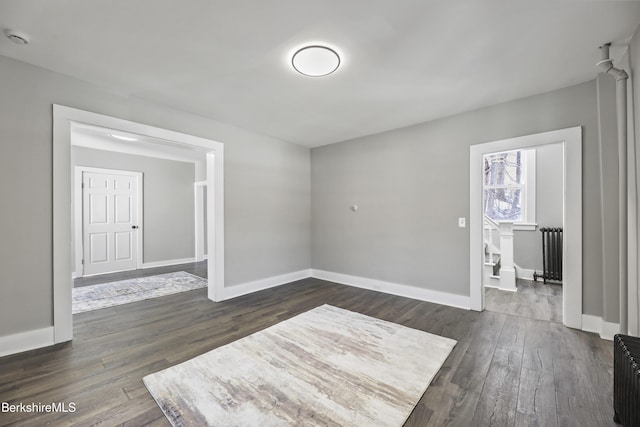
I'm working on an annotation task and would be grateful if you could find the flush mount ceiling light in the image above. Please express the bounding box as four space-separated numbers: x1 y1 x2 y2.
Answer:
291 45 340 77
5 30 30 45
110 134 138 142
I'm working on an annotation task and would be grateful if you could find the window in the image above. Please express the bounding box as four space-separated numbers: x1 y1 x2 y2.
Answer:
483 149 536 229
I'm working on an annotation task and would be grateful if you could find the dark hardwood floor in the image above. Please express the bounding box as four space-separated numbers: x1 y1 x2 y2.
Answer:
485 279 562 323
1 278 614 426
73 261 209 288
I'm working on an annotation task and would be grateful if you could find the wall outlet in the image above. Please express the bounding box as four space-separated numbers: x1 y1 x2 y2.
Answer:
458 217 466 228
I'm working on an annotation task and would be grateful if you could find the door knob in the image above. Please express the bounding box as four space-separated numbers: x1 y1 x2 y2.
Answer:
132 225 139 229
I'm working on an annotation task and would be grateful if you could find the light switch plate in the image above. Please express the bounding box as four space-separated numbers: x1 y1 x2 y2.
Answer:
458 217 466 228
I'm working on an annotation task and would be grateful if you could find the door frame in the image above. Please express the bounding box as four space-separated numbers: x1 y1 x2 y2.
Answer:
53 105 225 343
74 166 144 277
194 181 207 263
469 126 582 329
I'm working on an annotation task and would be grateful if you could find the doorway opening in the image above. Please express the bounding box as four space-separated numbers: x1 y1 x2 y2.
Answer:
481 145 564 322
53 105 224 343
469 127 582 329
70 126 210 313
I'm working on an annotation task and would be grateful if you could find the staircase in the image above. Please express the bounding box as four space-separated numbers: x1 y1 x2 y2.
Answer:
484 216 517 292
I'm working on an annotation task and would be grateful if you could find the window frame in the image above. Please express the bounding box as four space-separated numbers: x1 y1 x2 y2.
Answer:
483 148 536 230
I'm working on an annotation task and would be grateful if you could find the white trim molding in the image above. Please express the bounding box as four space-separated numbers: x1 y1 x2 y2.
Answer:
206 149 225 302
53 105 225 344
515 267 536 282
0 327 55 358
582 314 620 341
194 181 207 263
311 269 471 310
141 257 198 269
221 270 311 300
513 223 537 231
222 268 471 309
470 126 582 329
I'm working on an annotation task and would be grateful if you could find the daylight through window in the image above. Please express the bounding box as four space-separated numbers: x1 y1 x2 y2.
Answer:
484 150 527 222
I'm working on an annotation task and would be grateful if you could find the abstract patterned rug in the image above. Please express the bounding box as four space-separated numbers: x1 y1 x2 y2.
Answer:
143 304 456 426
72 271 207 314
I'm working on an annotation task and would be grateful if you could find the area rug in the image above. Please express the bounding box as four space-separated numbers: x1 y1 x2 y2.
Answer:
72 271 207 314
143 304 456 426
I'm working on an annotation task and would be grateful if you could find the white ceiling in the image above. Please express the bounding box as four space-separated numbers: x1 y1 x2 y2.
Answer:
71 123 208 162
1 1 639 148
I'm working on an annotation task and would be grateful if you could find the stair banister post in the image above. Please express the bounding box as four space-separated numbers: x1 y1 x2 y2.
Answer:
498 221 516 291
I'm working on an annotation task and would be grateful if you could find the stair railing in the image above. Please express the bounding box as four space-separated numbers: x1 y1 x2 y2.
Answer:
483 215 499 264
483 215 516 291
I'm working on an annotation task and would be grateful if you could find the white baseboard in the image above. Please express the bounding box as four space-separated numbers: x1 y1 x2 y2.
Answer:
222 269 312 300
75 257 199 279
582 314 620 341
0 327 55 358
141 257 197 269
311 269 470 310
516 267 536 281
224 268 471 310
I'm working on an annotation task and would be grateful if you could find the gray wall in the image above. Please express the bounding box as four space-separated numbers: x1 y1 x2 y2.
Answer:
73 147 196 265
225 135 311 284
0 54 311 337
513 143 564 271
311 80 608 317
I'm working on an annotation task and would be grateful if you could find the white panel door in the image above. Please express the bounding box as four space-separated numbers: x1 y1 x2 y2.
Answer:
82 170 140 276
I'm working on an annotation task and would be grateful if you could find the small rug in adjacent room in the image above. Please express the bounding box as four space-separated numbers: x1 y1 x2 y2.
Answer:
143 304 456 426
72 271 207 314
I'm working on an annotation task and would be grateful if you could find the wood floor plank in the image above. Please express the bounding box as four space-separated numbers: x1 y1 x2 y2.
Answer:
521 321 555 372
495 315 531 354
449 311 506 393
471 347 522 426
555 391 617 427
516 367 557 427
417 383 482 427
485 280 562 323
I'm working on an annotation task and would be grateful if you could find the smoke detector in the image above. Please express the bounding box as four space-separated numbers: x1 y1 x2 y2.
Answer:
5 30 30 45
